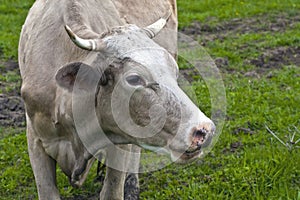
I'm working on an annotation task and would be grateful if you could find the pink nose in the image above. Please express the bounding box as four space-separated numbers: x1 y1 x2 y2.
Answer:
189 122 215 152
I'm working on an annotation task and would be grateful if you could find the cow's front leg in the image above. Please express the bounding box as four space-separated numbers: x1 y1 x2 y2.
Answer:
99 145 141 200
100 165 127 200
99 145 130 200
124 145 141 200
27 120 60 200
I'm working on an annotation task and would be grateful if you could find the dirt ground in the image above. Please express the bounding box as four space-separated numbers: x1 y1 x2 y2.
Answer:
181 13 300 74
0 59 24 128
181 15 300 70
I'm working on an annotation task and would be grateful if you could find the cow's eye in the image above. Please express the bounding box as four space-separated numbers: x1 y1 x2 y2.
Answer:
126 74 145 86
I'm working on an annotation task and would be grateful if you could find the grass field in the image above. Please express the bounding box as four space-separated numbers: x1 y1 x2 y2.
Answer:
0 0 299 199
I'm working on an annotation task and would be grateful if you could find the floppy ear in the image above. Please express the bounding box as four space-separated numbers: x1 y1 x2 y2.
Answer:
55 62 101 92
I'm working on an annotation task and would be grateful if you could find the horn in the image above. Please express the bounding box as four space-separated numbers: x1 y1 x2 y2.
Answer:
143 9 172 38
64 25 106 51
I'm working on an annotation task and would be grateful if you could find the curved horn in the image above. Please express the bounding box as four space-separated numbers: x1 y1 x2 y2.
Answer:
64 25 106 51
143 9 172 38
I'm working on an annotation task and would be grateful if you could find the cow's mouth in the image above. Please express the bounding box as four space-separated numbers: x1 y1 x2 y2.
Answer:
140 143 202 163
181 149 202 160
170 147 203 163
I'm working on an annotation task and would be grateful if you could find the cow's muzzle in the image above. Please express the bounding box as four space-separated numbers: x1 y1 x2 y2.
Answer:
171 121 215 163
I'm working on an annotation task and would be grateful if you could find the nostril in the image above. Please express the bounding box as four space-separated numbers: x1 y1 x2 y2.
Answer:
192 128 207 147
194 128 207 136
193 128 207 139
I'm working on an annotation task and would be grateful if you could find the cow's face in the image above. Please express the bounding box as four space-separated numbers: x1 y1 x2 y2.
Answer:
55 24 215 163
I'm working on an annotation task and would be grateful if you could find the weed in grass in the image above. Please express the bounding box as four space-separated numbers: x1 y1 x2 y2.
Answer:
266 125 300 152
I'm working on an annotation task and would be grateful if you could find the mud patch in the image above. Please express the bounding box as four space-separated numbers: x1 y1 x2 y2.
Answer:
0 58 24 127
222 141 243 154
233 127 255 135
180 13 300 76
0 59 19 73
247 46 300 73
181 14 300 41
179 68 200 83
0 94 25 127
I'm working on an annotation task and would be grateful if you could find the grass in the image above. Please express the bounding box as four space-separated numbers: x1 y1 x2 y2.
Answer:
177 0 300 28
0 0 34 59
139 65 300 199
205 26 300 70
0 0 300 199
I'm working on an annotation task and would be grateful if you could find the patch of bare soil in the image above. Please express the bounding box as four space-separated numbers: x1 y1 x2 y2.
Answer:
0 94 25 127
180 14 300 75
0 59 25 127
247 46 300 73
222 141 243 154
181 13 300 42
0 59 19 74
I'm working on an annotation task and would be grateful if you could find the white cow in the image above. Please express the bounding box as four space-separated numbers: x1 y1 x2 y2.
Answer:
18 0 215 199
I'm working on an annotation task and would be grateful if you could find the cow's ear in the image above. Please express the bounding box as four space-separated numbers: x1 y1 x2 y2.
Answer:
55 62 100 92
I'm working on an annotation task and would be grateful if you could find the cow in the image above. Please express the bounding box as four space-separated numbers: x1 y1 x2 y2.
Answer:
18 0 216 199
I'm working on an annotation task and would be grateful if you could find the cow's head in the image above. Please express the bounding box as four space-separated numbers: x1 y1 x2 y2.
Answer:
55 12 215 163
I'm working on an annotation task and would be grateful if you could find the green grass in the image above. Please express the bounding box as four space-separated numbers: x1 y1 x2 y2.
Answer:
204 26 300 72
0 70 21 94
0 0 300 199
177 0 300 28
0 128 101 199
0 130 36 199
0 0 34 59
141 148 299 199
139 66 300 199
0 0 33 94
